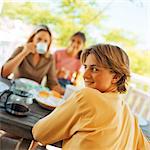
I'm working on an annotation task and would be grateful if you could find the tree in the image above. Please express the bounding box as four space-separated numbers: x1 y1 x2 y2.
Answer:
1 0 105 47
127 50 150 77
0 0 141 48
104 29 137 48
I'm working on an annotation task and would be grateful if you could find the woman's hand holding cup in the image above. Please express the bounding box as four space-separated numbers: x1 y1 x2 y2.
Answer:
23 42 36 56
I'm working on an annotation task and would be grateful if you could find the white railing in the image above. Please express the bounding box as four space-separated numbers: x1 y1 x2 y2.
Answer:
125 85 150 121
125 73 150 121
130 73 150 93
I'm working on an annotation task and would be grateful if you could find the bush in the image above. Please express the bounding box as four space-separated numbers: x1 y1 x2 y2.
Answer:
127 50 150 77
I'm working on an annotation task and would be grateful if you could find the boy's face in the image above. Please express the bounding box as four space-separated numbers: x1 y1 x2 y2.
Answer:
83 54 117 93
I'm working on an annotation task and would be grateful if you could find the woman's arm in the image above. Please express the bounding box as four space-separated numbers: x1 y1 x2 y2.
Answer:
1 43 36 78
51 84 65 95
28 141 39 150
71 71 80 86
47 56 64 95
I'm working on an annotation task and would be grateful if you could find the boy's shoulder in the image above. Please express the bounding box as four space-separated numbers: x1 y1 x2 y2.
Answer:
74 87 102 102
77 87 118 104
79 87 101 96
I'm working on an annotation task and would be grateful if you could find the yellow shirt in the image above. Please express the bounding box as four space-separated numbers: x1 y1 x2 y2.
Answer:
32 88 150 150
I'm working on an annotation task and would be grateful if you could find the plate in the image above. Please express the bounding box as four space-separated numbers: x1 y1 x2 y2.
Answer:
36 97 65 110
14 78 39 86
0 81 9 92
35 90 65 110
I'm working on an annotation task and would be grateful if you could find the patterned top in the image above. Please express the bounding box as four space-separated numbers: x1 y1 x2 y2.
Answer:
54 49 81 80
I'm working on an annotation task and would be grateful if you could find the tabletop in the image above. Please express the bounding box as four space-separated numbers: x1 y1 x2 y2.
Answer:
0 77 62 148
0 100 62 148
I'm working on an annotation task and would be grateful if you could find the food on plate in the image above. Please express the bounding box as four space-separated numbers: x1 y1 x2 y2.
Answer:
38 90 62 98
38 91 50 98
36 90 65 110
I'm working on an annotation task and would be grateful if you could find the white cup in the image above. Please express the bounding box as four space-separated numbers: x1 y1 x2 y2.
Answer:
63 85 79 99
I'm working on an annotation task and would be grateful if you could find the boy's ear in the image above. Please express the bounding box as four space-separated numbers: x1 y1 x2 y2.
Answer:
112 74 121 84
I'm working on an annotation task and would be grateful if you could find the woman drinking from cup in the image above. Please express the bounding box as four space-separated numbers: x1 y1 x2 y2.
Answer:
1 25 64 95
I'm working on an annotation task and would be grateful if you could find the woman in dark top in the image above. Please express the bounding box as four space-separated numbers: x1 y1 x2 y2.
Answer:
1 25 64 94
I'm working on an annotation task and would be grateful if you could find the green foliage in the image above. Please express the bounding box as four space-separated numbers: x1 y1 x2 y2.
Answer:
127 50 150 77
1 1 104 47
54 0 105 46
104 29 137 47
1 2 54 24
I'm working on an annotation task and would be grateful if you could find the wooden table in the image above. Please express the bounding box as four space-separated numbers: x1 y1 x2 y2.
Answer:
0 100 62 149
0 78 62 149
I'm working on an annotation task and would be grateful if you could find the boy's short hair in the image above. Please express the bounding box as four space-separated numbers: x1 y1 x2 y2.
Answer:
81 44 130 93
